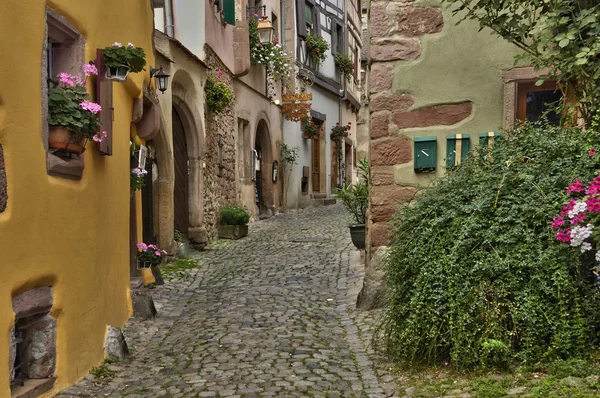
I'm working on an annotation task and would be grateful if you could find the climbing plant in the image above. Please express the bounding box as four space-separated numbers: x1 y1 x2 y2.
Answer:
277 141 299 209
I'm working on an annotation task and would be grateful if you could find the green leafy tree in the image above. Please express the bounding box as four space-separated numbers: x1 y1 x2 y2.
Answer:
445 0 600 125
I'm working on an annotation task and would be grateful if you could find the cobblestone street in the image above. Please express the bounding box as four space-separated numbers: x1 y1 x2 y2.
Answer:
58 204 391 398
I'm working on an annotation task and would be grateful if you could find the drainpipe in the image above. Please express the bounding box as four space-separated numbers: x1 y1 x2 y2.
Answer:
338 0 348 187
280 0 285 46
165 0 175 37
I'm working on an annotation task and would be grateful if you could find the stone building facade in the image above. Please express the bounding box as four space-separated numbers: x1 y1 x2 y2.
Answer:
366 0 539 256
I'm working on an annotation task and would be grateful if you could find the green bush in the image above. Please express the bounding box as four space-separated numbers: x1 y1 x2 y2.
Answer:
377 122 600 370
219 205 250 226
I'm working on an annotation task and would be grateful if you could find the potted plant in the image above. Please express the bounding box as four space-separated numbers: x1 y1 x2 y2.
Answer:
131 167 147 191
205 70 233 114
302 120 321 139
136 242 167 285
334 53 354 82
48 64 107 154
305 34 329 67
101 42 146 81
337 159 369 250
218 205 250 239
330 122 351 140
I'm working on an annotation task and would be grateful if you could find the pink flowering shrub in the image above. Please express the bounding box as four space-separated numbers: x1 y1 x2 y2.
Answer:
48 63 106 141
554 174 600 282
136 242 167 266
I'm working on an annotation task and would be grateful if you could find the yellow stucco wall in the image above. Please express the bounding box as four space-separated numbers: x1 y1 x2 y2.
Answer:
0 0 154 395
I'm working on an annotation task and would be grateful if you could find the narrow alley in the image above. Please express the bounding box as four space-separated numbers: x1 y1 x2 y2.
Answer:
58 205 389 398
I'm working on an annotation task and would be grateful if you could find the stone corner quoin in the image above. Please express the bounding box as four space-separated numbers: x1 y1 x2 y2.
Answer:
368 3 449 248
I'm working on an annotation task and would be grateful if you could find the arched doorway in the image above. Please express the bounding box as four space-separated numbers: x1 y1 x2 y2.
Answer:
254 120 273 216
172 107 189 235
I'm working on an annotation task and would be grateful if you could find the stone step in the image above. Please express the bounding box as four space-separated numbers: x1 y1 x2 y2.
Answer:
311 193 327 199
312 198 337 206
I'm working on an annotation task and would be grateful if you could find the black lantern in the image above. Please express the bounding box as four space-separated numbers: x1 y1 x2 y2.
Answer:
257 16 275 45
150 65 170 93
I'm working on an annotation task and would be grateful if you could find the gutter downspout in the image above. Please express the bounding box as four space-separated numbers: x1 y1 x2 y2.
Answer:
338 0 348 187
165 0 175 38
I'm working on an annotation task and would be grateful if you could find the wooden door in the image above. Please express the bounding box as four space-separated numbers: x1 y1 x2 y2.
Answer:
142 156 154 243
312 136 320 192
173 108 189 235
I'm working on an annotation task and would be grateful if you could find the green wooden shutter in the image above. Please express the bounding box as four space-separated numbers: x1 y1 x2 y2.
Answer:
223 0 235 25
478 132 502 148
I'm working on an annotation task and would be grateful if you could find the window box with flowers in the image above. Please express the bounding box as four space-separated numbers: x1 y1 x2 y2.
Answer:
205 70 233 114
330 122 351 140
334 53 354 82
48 63 107 154
305 34 329 67
302 120 321 139
249 17 293 81
101 42 146 81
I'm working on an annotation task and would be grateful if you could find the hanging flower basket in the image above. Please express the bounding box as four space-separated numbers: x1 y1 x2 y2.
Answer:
48 126 88 154
101 42 146 82
330 122 351 141
137 260 153 270
105 65 131 82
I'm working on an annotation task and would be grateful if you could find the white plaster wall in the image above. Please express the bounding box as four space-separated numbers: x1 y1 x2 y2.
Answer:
172 0 205 59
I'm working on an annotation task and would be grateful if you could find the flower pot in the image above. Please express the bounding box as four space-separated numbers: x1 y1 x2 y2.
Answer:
105 65 130 82
137 260 153 270
137 268 156 285
218 224 249 240
48 126 87 154
349 224 366 250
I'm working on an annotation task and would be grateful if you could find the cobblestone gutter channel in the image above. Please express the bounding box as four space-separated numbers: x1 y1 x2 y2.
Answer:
57 205 393 398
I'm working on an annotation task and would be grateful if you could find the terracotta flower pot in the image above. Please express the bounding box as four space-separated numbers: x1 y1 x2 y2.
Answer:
48 126 87 154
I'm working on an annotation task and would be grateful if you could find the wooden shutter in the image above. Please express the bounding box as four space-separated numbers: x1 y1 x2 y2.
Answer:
336 22 344 55
223 0 235 25
296 0 307 38
314 6 321 35
96 49 113 155
331 23 337 54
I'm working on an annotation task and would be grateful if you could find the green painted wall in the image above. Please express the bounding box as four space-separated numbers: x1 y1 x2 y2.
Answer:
390 0 522 186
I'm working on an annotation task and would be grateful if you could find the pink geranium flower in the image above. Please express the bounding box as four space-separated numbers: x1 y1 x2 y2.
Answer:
567 179 584 195
80 100 102 114
83 63 98 77
92 131 108 143
556 228 572 243
155 251 161 256
136 243 148 252
551 216 565 229
57 72 75 87
590 148 596 157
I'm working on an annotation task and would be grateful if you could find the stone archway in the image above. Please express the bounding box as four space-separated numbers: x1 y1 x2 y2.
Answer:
254 118 274 216
152 72 206 251
171 78 206 248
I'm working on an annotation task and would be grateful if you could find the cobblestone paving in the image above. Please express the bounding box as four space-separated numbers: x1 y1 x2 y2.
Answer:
58 204 392 398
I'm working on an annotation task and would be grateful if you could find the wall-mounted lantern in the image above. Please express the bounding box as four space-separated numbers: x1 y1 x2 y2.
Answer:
257 16 275 45
246 5 274 45
150 65 170 93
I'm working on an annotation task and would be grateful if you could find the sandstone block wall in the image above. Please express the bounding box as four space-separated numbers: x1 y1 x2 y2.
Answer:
367 0 519 251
